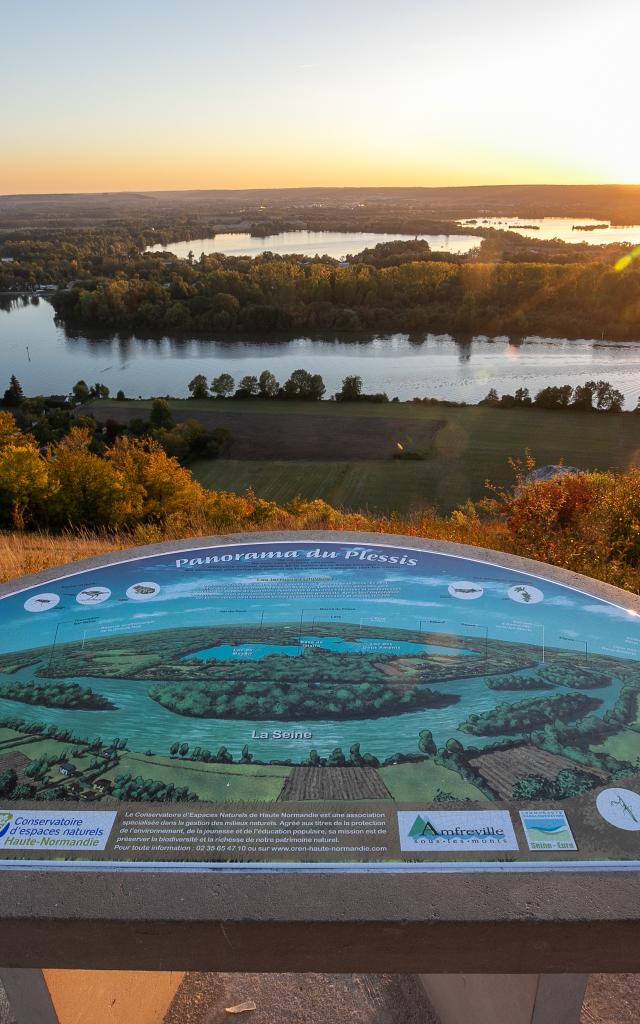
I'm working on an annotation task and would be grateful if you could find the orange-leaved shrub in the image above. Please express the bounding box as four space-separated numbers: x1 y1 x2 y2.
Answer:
480 455 640 592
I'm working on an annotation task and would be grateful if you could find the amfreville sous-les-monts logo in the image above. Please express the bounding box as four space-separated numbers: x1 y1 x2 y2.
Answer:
397 810 519 852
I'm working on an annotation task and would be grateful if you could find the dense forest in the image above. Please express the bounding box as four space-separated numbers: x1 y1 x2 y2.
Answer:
0 680 116 710
485 667 612 691
460 692 602 736
484 674 555 691
536 666 612 689
148 674 458 720
48 247 640 339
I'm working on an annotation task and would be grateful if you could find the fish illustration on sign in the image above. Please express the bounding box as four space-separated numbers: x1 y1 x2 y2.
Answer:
448 581 484 601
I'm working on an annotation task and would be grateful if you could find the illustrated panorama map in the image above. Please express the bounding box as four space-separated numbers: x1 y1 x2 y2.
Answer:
0 540 639 871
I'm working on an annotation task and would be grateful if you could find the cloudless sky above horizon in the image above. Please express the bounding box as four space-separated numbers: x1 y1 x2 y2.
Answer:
1 0 638 193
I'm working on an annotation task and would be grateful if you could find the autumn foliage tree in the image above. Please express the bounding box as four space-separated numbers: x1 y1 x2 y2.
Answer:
480 453 640 590
0 419 50 529
0 414 211 532
46 427 136 529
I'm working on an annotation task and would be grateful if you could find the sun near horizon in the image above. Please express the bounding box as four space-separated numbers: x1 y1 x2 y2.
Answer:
1 0 639 195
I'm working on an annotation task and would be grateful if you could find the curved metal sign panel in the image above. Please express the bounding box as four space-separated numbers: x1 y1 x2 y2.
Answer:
0 538 639 872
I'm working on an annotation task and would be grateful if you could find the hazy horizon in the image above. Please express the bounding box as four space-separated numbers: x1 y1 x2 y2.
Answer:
2 0 638 194
2 182 640 199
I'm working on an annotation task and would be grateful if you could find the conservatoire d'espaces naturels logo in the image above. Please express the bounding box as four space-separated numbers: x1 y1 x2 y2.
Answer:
0 810 117 851
397 810 518 852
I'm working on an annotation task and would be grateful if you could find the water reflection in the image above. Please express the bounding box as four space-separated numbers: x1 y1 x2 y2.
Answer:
1 298 640 406
456 336 474 362
461 216 640 247
146 229 481 260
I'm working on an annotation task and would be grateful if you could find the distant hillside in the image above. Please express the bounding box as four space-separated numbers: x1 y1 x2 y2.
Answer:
2 184 640 229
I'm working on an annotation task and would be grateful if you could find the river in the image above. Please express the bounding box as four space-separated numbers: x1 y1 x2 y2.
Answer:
145 222 640 260
145 229 481 260
458 216 640 246
2 298 640 405
0 660 622 761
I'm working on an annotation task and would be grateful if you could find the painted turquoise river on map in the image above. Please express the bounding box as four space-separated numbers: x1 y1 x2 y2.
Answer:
0 661 624 760
0 540 639 808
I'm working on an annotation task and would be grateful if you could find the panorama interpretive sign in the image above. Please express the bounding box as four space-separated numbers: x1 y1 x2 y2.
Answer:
0 537 639 873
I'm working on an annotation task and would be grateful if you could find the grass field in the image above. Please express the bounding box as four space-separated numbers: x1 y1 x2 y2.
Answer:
191 459 450 512
102 752 292 802
11 737 80 762
0 728 35 747
91 399 640 513
0 731 293 801
591 729 640 765
378 759 486 802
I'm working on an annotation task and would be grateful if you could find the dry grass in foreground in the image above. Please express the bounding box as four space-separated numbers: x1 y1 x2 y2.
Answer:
0 512 506 586
0 530 132 583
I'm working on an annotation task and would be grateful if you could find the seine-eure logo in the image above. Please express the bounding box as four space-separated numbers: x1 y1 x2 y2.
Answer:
397 810 518 852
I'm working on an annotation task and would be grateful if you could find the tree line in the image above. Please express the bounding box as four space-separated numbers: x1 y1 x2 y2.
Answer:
188 371 389 404
187 368 326 400
5 370 635 413
482 380 626 412
512 766 605 801
166 733 446 770
49 249 640 339
0 410 223 531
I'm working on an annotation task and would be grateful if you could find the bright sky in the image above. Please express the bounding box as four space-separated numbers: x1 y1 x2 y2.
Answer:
1 0 638 194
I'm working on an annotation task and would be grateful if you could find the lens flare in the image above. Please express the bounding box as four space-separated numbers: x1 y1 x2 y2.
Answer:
615 245 640 272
